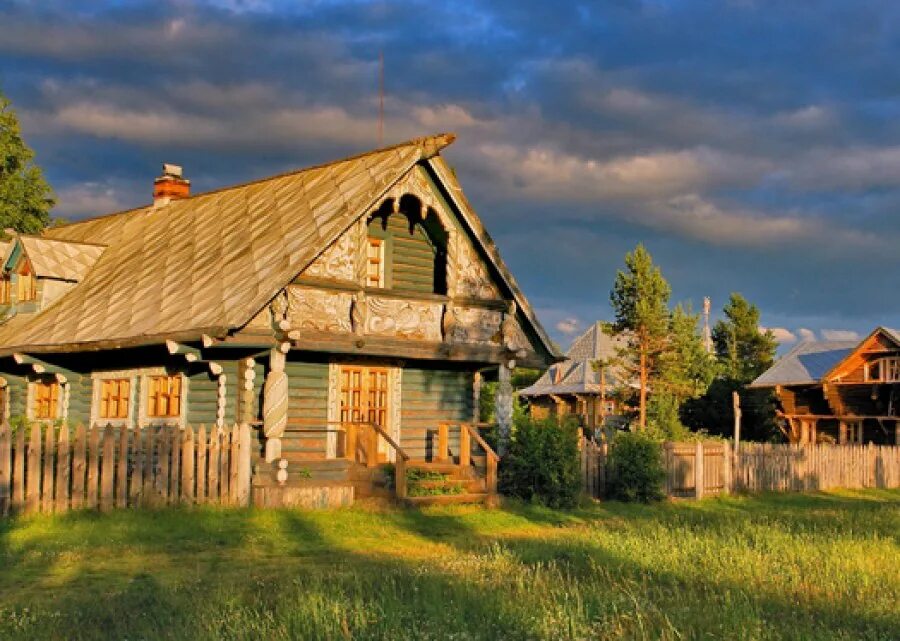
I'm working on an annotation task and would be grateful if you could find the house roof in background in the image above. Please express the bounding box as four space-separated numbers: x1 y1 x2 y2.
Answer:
750 340 858 387
519 322 627 396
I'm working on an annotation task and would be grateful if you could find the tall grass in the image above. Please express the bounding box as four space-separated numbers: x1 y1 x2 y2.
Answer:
0 490 897 640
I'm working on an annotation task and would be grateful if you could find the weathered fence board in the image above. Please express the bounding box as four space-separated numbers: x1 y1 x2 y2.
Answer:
0 423 253 516
581 439 900 500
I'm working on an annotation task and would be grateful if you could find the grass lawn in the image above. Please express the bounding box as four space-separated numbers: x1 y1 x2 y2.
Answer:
0 490 897 640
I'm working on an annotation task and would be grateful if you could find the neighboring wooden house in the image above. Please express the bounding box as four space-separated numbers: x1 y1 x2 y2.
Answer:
0 134 560 506
519 322 629 432
751 327 900 445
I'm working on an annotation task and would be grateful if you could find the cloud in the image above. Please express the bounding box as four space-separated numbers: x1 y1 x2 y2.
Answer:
52 183 132 219
555 318 580 336
797 328 818 342
764 327 797 344
820 329 860 341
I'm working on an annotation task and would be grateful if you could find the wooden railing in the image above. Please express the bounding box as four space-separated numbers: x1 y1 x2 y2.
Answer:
0 422 253 517
437 421 499 495
328 421 411 498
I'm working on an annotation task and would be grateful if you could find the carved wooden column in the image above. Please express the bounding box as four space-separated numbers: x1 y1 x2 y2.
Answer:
472 371 482 424
263 342 290 462
240 358 256 424
496 360 514 456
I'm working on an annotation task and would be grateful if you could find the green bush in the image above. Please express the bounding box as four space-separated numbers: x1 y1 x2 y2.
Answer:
606 431 665 503
499 415 581 508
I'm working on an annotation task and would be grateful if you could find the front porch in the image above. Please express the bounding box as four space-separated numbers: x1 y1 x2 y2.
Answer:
251 421 500 508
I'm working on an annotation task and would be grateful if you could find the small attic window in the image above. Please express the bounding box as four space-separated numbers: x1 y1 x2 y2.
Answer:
16 263 35 302
366 237 385 288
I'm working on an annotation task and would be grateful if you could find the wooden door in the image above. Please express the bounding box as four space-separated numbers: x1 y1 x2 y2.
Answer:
340 366 391 461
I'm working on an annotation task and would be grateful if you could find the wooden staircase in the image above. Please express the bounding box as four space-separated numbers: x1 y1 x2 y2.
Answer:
399 460 496 506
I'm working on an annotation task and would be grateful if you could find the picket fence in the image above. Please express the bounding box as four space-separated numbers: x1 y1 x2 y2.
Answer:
580 439 900 499
0 423 253 516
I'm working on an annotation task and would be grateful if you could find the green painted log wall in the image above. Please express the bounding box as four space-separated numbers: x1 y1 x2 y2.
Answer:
400 367 474 460
283 360 329 459
368 213 438 295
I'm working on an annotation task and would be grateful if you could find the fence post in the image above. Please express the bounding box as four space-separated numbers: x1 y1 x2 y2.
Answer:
694 441 704 500
55 425 70 513
0 423 9 516
26 423 41 514
237 423 252 507
722 440 731 495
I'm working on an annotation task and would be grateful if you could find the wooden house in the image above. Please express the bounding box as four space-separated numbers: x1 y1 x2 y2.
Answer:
519 322 628 432
0 134 560 506
751 327 900 445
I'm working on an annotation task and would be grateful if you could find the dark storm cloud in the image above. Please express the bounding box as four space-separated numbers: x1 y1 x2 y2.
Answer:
2 0 900 348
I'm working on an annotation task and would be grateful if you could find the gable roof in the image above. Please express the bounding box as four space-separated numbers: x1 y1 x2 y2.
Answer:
750 339 859 387
10 235 106 282
0 134 557 360
519 322 626 396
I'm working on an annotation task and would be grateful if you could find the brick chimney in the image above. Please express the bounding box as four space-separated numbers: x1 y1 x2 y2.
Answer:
153 163 190 206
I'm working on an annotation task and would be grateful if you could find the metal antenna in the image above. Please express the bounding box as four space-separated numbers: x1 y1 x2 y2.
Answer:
378 50 384 146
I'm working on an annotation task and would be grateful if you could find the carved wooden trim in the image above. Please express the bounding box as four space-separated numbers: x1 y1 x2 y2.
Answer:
326 362 341 458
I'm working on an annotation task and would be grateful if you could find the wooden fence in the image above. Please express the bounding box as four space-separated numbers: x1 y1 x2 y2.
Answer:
0 423 253 516
580 439 900 499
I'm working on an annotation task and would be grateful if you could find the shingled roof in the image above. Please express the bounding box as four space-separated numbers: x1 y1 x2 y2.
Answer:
749 340 859 387
12 236 106 282
0 134 558 359
519 322 627 396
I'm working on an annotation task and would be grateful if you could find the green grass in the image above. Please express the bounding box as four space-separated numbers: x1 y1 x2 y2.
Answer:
0 490 897 640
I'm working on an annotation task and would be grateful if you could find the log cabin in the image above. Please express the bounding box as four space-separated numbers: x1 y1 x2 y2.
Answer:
0 134 560 507
750 327 900 445
519 322 629 433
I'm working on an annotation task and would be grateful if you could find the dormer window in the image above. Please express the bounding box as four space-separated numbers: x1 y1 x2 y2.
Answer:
16 263 35 302
366 237 385 288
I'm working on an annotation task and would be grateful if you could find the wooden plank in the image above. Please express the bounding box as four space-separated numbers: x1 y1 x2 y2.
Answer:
169 427 181 504
142 427 155 507
157 427 170 505
130 426 144 507
196 425 207 503
229 425 240 505
12 426 24 513
209 426 220 502
459 423 470 468
100 427 114 512
86 426 100 509
25 424 41 515
437 423 449 463
116 425 128 509
71 424 86 510
55 425 70 513
237 424 252 507
694 441 704 500
181 426 194 504
42 423 55 513
0 423 9 516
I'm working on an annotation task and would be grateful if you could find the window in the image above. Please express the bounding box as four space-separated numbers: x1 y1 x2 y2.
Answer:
0 275 10 305
99 378 131 420
147 375 182 418
16 263 36 302
866 357 900 382
366 237 385 288
33 380 60 419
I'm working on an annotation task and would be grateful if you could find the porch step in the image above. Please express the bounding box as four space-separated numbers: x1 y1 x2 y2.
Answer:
401 493 496 507
406 461 472 476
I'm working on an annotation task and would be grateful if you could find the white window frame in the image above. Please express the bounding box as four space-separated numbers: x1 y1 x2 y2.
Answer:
91 370 139 428
865 357 900 383
138 368 188 428
26 375 66 423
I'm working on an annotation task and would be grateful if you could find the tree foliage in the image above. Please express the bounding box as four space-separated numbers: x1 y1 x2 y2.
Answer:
0 92 54 234
606 431 665 502
610 244 671 429
682 293 779 441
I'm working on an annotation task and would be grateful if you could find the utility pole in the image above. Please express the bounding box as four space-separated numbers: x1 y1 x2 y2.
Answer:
732 390 742 454
703 296 713 355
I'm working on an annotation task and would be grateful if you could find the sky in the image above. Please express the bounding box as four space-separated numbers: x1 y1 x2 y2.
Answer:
2 0 899 351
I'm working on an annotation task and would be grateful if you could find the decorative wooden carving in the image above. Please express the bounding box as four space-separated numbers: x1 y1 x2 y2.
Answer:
263 344 290 462
366 295 442 342
496 361 513 456
326 363 341 458
455 239 499 299
351 291 367 336
303 228 357 281
287 286 353 334
388 367 402 461
446 305 503 345
501 301 527 353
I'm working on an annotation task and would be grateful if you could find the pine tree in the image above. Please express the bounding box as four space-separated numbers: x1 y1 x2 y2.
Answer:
610 244 671 429
0 91 54 234
712 293 778 382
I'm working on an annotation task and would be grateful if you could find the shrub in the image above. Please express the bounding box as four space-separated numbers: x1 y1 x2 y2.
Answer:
606 431 665 503
499 414 581 508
